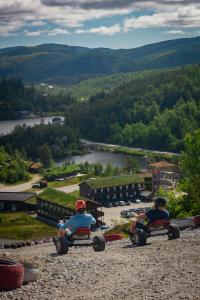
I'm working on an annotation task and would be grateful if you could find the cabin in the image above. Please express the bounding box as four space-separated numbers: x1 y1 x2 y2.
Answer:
0 192 36 212
36 189 104 228
29 162 42 174
79 175 145 205
149 161 180 191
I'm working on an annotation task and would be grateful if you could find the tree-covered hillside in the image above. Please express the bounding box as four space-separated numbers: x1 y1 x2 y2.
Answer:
1 37 200 85
0 78 75 120
65 65 200 152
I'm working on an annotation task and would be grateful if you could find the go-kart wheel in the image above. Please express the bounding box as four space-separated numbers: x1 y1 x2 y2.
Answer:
93 236 106 252
56 237 69 255
168 224 180 240
134 229 147 246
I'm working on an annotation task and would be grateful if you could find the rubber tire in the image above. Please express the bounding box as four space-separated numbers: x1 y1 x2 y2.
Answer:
93 236 106 252
0 259 24 291
134 229 147 246
168 224 180 240
56 237 69 255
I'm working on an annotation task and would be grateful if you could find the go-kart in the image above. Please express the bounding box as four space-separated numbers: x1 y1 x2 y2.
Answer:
129 220 180 247
55 227 106 255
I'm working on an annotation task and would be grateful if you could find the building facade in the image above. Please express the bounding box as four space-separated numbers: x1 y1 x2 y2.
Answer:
79 175 145 205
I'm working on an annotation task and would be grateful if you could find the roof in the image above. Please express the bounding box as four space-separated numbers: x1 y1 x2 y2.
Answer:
29 163 42 169
149 161 176 169
38 188 101 210
81 175 143 189
0 192 36 202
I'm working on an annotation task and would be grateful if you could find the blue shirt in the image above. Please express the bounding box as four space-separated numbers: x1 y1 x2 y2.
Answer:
59 213 96 234
145 209 169 224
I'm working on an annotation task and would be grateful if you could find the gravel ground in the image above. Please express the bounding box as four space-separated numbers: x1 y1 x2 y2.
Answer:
0 228 200 300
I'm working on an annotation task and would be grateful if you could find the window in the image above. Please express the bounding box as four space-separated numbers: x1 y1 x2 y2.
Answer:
113 194 116 199
120 186 122 191
120 193 122 198
107 187 110 192
107 195 110 200
132 184 134 188
126 192 128 196
101 188 103 192
94 189 97 194
113 186 116 191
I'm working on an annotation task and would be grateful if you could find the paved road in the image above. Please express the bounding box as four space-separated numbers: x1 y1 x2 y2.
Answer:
102 202 153 226
81 138 179 156
0 175 41 192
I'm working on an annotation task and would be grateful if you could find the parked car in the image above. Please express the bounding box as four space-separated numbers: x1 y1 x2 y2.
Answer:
126 201 132 206
104 202 113 208
136 199 141 203
112 202 118 207
117 201 126 206
32 183 40 189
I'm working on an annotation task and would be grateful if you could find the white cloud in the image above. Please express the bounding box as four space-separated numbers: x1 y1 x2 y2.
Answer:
24 29 47 36
75 24 121 35
0 0 200 37
31 20 47 26
164 29 185 35
124 5 200 31
48 28 71 35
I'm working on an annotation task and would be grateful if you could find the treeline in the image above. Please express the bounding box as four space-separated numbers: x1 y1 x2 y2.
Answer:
65 65 200 152
0 78 75 120
0 146 29 183
0 123 82 162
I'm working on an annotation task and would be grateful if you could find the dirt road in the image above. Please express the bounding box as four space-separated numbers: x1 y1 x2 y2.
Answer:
0 228 199 300
0 175 41 193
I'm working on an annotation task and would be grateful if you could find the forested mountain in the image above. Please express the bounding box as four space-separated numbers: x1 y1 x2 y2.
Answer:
1 37 200 85
64 65 200 152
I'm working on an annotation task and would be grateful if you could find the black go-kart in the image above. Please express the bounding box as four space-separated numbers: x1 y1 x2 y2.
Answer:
55 227 106 255
129 219 180 247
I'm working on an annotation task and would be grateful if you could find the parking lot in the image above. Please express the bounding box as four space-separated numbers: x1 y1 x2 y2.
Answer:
102 201 153 226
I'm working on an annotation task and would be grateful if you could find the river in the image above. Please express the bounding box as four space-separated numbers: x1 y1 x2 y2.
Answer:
0 116 64 136
56 150 147 170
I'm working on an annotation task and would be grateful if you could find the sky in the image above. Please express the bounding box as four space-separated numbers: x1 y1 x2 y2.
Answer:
1 0 200 49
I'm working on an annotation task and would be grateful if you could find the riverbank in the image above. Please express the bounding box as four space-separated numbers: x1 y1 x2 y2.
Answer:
81 139 180 162
0 228 199 300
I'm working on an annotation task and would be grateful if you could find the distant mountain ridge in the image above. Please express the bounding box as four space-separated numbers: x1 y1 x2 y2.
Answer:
1 37 200 85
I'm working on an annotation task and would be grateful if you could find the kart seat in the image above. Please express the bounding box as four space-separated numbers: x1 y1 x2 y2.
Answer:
146 220 170 232
72 227 91 240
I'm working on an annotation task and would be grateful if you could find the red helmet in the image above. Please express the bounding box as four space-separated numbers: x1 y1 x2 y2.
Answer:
75 199 86 211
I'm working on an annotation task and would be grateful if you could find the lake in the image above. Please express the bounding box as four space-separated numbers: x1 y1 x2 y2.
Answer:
0 116 64 136
56 150 147 170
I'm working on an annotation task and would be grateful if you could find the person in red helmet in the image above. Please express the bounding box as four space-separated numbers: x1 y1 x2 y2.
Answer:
58 199 96 237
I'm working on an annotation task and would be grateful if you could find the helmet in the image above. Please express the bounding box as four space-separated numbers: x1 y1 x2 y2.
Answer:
75 199 86 211
154 197 167 208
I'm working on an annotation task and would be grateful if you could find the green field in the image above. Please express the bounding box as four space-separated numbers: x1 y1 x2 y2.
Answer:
0 212 57 241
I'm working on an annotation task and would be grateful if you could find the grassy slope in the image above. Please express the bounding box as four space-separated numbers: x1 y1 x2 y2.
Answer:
0 212 57 240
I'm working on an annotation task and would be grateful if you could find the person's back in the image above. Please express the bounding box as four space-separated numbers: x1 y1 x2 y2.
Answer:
58 199 96 236
145 207 169 224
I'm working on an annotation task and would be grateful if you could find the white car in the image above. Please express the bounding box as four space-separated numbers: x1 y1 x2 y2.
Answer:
136 199 141 203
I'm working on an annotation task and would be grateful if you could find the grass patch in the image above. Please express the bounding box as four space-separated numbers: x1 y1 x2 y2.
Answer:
48 176 82 188
38 188 77 210
84 175 144 189
43 165 80 181
0 212 57 240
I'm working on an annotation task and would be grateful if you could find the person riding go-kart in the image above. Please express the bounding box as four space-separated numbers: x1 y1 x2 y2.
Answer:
55 199 106 254
127 197 180 246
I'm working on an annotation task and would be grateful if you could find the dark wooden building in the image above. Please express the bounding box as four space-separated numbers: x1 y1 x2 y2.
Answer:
0 192 36 212
36 189 104 228
79 175 145 205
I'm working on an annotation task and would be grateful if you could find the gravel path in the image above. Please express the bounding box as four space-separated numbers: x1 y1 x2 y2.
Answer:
0 229 200 300
0 175 41 192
